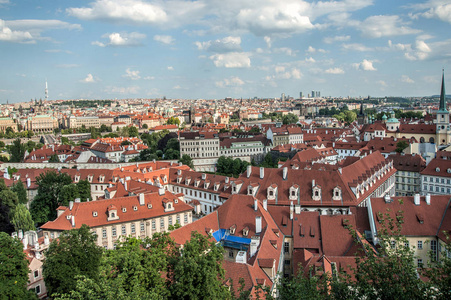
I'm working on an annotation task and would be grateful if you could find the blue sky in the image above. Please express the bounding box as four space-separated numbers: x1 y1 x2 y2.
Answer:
1 0 451 102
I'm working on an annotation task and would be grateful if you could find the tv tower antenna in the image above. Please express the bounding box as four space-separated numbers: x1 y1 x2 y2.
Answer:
45 79 48 101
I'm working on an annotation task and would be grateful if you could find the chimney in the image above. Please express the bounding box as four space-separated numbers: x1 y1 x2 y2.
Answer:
247 165 252 178
27 177 31 188
71 215 75 227
179 162 183 166
290 202 294 220
124 181 127 191
384 194 391 203
338 167 342 174
225 177 229 184
139 193 145 206
75 198 81 203
414 194 420 206
202 173 206 180
312 179 315 187
254 198 258 211
263 199 267 211
283 167 288 180
295 204 301 215
255 216 262 234
260 167 264 179
69 201 74 211
425 194 431 205
158 188 165 196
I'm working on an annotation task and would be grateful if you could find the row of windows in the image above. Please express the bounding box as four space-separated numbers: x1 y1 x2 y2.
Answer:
422 185 451 194
423 177 451 184
101 214 189 238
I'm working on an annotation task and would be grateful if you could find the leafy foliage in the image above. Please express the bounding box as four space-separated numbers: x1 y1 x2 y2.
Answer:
11 203 34 232
216 156 250 177
395 140 409 153
8 138 26 162
282 113 299 125
179 154 194 169
43 225 103 297
0 232 35 299
11 180 28 205
30 171 73 224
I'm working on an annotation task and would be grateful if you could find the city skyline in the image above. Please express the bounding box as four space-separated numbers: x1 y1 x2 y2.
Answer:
1 0 451 102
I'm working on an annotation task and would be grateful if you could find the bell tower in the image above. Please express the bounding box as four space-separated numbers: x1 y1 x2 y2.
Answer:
436 70 450 145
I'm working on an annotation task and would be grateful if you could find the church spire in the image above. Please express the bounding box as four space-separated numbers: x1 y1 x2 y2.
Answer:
440 69 447 112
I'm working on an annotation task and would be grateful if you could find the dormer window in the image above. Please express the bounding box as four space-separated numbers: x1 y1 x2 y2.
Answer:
333 186 342 201
107 205 119 221
147 203 152 209
162 176 167 183
122 207 127 213
185 177 191 185
177 176 182 184
230 224 236 235
436 167 440 172
174 199 178 204
312 185 322 201
74 175 80 183
289 185 299 201
194 180 200 187
243 226 249 237
99 175 104 183
214 183 220 191
267 184 277 200
133 206 138 211
92 211 98 217
88 175 93 183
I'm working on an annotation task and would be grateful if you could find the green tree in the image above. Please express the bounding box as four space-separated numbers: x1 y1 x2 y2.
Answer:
43 224 103 297
0 202 15 234
179 154 194 169
166 117 180 126
169 231 231 299
0 189 19 214
30 171 73 224
0 232 34 299
11 203 34 232
343 110 357 124
77 179 92 202
282 113 299 125
128 126 139 137
142 123 148 129
8 138 26 162
59 184 80 206
11 180 27 205
396 140 409 153
49 154 61 162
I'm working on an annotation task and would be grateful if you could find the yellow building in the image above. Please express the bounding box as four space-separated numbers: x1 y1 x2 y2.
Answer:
0 117 17 132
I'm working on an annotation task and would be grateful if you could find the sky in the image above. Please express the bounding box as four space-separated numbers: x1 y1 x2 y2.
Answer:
0 0 451 102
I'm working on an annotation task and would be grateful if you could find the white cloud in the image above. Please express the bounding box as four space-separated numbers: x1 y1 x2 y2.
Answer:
173 85 182 90
81 74 96 83
411 1 451 24
378 80 387 87
401 75 414 83
341 43 373 51
357 15 421 38
352 59 377 71
143 76 155 80
167 66 174 70
325 67 345 74
264 36 271 48
67 0 168 24
107 86 140 94
323 35 350 44
209 52 251 68
154 35 174 45
305 57 315 63
306 46 326 53
270 67 302 80
274 47 295 56
55 64 79 68
92 32 146 47
195 36 241 52
123 68 141 80
0 19 81 43
215 76 245 88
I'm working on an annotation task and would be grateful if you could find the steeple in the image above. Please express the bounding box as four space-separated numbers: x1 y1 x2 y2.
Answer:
439 69 447 112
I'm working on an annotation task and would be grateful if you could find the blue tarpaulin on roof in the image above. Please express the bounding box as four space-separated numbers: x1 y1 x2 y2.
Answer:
212 229 251 245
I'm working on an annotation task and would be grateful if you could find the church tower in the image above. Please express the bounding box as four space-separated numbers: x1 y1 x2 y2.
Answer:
436 70 450 145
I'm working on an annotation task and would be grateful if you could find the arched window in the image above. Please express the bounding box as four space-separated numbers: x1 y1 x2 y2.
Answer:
420 137 425 143
429 137 435 143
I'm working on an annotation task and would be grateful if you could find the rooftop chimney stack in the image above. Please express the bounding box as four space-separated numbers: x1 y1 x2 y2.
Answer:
425 194 431 205
312 179 315 188
69 201 74 211
27 177 31 188
254 198 258 211
71 215 75 227
260 167 264 179
247 165 252 178
290 202 294 220
414 194 420 206
283 167 288 180
139 193 145 206
158 188 165 196
263 199 268 211
255 216 262 234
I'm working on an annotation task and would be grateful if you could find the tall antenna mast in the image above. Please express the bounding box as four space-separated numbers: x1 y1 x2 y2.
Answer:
45 79 48 101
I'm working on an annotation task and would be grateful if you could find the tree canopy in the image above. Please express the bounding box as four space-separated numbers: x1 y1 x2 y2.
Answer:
0 232 35 299
8 138 26 162
30 171 73 224
179 154 194 169
43 224 103 297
